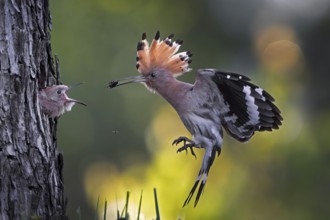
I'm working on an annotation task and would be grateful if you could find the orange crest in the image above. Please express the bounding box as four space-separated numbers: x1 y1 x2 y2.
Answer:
136 31 192 77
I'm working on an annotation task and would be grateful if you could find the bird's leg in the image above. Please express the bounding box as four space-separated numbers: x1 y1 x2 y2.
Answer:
172 136 197 158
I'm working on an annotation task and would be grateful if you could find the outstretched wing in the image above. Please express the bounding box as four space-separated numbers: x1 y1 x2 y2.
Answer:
198 69 283 142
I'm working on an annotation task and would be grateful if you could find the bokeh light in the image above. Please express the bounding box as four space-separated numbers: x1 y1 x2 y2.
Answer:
254 25 302 73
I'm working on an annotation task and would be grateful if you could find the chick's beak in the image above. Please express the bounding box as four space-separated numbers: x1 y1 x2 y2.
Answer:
67 82 87 106
67 99 87 106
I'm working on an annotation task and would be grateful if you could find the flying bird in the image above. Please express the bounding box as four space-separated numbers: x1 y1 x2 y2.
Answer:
38 83 86 118
109 31 283 207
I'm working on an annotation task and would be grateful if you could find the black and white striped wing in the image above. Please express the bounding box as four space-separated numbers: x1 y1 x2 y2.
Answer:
211 70 283 142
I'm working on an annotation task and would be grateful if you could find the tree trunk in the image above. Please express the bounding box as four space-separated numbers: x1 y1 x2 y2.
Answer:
0 0 67 219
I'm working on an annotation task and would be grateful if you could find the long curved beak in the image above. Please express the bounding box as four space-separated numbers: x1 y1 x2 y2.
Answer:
108 75 146 88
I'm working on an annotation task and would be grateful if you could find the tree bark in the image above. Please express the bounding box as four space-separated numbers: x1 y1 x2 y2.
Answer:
0 0 67 219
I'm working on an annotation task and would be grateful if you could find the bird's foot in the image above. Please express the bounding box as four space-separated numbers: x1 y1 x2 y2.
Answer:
172 136 197 158
177 144 197 158
172 136 194 146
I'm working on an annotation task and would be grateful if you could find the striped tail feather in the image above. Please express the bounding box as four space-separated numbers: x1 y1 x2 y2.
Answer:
183 147 219 207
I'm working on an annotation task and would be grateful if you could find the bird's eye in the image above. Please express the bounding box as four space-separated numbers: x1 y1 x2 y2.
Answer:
57 90 61 95
150 72 156 78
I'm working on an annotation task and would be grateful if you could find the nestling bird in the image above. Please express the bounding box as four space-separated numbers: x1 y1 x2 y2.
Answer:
38 83 86 118
109 31 283 207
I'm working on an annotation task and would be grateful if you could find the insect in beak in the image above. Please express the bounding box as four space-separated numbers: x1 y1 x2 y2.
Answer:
108 75 146 88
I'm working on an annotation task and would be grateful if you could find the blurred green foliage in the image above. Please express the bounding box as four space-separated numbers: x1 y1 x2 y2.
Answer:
50 0 330 219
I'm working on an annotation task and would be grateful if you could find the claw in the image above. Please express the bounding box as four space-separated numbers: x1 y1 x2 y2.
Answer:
177 144 197 159
172 139 180 146
173 136 197 158
177 147 188 154
177 145 187 153
190 147 197 159
172 136 192 146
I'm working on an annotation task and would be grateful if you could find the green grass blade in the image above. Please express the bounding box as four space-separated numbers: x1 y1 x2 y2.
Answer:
94 195 100 220
116 193 120 219
76 206 82 220
125 191 130 219
103 199 108 220
154 188 160 220
137 190 143 220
